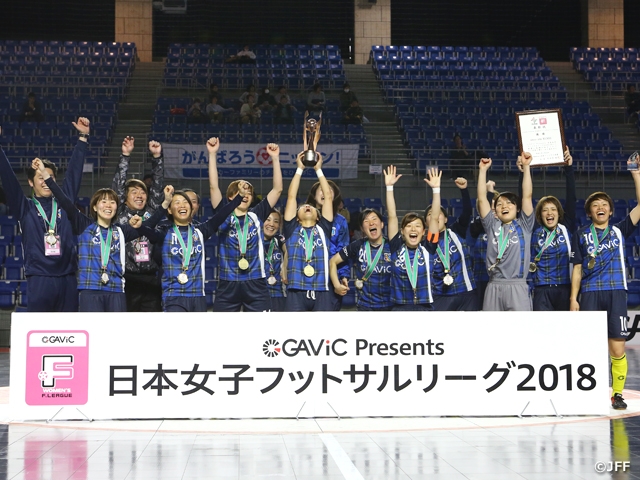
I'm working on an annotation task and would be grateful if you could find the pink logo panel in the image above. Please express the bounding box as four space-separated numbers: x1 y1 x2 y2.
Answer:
25 331 89 406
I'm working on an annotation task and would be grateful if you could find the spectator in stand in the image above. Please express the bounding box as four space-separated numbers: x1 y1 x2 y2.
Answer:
339 83 358 112
257 87 277 113
187 98 209 124
274 96 297 125
208 83 225 106
20 92 44 123
307 83 326 113
625 84 640 117
0 186 7 215
0 117 90 312
274 86 291 105
206 96 233 124
343 100 364 125
449 134 475 180
240 94 261 124
225 45 256 64
239 84 258 104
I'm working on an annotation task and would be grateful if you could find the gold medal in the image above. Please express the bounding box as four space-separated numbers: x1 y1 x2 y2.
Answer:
177 272 189 284
355 279 364 290
588 256 596 269
238 257 249 270
443 273 453 286
45 233 57 246
100 272 109 285
304 264 315 277
267 275 276 286
529 262 537 273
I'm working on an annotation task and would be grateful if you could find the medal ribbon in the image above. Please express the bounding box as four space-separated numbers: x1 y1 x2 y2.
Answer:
403 247 421 292
267 238 277 273
496 224 512 262
589 224 610 259
232 213 250 257
173 224 193 270
32 197 58 233
301 227 315 263
534 227 558 263
435 229 451 272
362 240 385 281
99 226 113 271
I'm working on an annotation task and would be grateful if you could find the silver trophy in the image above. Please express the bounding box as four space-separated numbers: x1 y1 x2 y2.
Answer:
302 111 323 167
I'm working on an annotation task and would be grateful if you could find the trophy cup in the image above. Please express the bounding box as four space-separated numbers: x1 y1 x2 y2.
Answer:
302 111 323 167
628 151 639 171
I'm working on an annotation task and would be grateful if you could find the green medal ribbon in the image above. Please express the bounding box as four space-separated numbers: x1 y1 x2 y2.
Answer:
403 246 421 294
232 213 250 258
266 238 277 274
99 226 113 271
435 230 451 272
496 224 512 262
32 197 58 233
589 224 610 260
534 227 558 263
301 227 315 263
362 240 385 281
173 224 193 271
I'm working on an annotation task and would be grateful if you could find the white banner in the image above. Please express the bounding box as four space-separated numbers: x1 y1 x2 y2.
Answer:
9 312 609 420
163 143 359 180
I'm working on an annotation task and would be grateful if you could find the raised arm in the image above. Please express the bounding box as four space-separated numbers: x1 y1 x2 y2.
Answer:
563 147 576 231
284 153 305 222
570 264 582 311
477 158 492 219
206 137 223 209
520 152 533 216
147 140 165 211
112 136 134 199
61 117 90 200
329 253 348 296
315 154 333 222
384 165 402 239
35 159 91 234
629 162 640 225
424 167 442 238
265 143 283 207
453 177 472 234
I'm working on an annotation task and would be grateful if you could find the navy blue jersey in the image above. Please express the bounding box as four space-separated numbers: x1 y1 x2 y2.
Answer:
571 216 636 292
530 223 572 286
263 234 285 298
428 229 476 295
331 214 351 280
339 238 392 309
473 232 490 283
0 141 86 276
217 198 271 281
283 216 332 291
45 177 165 293
148 196 242 300
389 233 433 305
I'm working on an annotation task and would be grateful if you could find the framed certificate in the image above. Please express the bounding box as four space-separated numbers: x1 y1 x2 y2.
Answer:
515 109 566 167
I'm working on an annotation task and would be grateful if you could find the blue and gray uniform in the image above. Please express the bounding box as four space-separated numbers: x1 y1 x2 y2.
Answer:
148 195 242 312
481 210 535 311
263 234 286 311
283 216 333 311
0 140 86 312
572 216 637 338
329 213 350 310
45 178 164 312
213 198 273 312
339 238 392 311
389 233 433 310
429 187 477 311
530 164 576 311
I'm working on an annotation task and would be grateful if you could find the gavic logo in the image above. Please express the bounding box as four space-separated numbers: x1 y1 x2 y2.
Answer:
282 339 347 357
262 339 280 357
41 336 75 344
